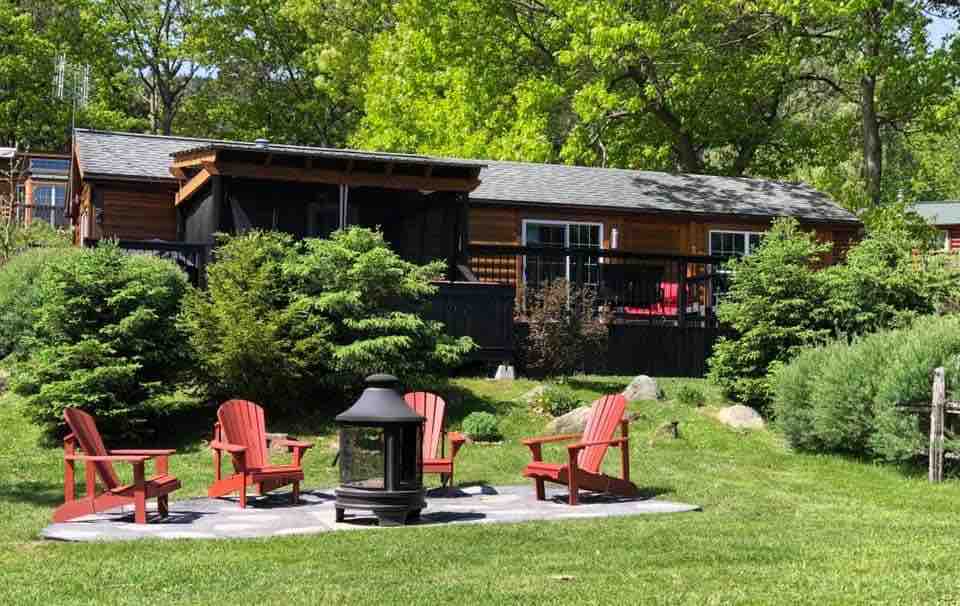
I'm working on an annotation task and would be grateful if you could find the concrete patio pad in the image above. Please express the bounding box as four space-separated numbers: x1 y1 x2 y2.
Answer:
41 484 700 542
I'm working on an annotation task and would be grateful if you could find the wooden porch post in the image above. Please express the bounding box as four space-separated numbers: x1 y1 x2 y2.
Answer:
338 184 350 229
677 261 688 329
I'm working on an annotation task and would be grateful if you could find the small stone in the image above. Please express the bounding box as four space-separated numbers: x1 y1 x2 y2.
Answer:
494 364 515 380
622 375 660 401
716 405 765 430
544 406 592 435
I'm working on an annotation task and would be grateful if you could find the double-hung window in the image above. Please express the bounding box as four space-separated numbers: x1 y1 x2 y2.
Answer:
523 220 602 288
709 230 764 259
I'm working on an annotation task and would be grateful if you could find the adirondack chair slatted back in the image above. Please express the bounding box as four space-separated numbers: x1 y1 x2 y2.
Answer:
404 392 444 460
578 394 627 473
217 400 269 470
63 408 121 490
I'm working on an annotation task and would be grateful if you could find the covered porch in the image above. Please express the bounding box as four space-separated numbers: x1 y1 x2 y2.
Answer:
171 141 483 280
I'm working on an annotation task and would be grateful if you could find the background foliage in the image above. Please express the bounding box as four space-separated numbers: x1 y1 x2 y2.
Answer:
5 0 960 215
709 217 959 406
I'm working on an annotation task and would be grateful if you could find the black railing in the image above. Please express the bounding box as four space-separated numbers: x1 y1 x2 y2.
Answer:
84 239 212 286
468 244 729 326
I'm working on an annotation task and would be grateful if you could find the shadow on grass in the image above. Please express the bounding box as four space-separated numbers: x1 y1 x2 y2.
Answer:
565 377 630 394
0 480 63 507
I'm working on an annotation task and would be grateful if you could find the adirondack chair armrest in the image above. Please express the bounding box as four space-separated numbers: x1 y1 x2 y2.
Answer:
521 433 582 447
110 449 176 456
448 431 467 460
65 454 150 463
566 437 629 453
271 438 313 450
209 440 246 454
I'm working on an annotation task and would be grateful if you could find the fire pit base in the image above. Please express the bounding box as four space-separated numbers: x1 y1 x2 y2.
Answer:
334 486 426 527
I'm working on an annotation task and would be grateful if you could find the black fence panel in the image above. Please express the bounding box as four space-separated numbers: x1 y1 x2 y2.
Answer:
606 324 724 377
425 282 515 362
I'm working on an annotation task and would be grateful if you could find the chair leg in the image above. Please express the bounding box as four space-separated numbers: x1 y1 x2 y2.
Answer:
239 480 247 509
133 464 147 523
158 495 169 517
534 479 545 501
291 481 300 504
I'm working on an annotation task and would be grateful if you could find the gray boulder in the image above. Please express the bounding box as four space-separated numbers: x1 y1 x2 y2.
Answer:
544 406 592 435
716 405 765 430
622 375 660 401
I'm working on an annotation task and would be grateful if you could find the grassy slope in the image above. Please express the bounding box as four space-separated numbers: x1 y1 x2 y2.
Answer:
3 376 960 605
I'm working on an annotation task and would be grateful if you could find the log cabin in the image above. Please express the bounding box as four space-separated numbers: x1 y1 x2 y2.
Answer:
68 129 862 370
913 202 960 251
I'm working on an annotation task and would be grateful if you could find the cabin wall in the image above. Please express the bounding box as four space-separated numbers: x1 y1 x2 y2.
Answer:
91 181 178 241
469 205 859 261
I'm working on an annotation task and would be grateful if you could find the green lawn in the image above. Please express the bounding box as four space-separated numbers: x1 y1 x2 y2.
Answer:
3 376 960 605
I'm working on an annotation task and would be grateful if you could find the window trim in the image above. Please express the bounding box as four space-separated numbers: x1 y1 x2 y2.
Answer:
708 229 765 257
29 181 68 227
521 219 604 284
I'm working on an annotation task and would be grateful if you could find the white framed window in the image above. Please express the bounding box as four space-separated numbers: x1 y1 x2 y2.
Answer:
934 229 950 252
522 219 603 287
709 230 764 259
31 182 68 227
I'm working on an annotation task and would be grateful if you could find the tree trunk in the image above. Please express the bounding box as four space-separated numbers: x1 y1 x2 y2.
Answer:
860 8 884 207
860 74 882 206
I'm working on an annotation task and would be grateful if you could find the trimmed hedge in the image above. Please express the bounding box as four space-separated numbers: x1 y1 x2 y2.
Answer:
771 315 960 461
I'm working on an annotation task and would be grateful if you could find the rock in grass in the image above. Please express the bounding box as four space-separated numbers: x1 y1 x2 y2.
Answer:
716 405 765 430
544 406 592 435
622 375 660 401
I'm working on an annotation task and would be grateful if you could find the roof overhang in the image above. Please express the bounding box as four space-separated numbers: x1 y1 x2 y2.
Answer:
169 144 484 194
469 197 863 226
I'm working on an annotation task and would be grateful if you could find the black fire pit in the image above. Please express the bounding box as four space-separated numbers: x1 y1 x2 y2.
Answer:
334 374 425 526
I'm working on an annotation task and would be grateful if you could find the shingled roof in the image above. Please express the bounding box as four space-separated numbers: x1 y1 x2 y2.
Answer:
472 161 860 224
73 129 859 224
912 201 960 225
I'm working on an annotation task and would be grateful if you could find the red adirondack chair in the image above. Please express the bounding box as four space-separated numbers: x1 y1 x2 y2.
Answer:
403 392 467 487
208 399 314 508
521 394 638 505
53 408 181 524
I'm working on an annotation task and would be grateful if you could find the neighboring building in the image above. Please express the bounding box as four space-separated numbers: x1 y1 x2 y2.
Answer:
68 128 861 365
912 201 960 251
0 149 71 228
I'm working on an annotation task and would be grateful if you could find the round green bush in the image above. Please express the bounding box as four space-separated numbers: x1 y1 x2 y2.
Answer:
462 411 500 441
10 243 194 440
180 228 475 413
530 383 581 417
0 247 79 360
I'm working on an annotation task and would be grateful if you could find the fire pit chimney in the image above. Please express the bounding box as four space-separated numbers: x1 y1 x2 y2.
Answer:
334 374 425 526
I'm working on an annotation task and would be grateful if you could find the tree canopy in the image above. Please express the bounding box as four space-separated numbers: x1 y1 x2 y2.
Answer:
2 0 959 210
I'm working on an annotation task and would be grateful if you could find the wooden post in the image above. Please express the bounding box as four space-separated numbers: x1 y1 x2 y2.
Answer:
929 366 946 483
677 261 688 329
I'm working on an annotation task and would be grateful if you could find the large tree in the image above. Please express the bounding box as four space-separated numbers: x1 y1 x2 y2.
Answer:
781 0 958 207
97 0 211 135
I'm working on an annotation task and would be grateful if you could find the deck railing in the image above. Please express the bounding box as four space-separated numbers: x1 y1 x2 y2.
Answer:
84 239 212 286
467 244 729 327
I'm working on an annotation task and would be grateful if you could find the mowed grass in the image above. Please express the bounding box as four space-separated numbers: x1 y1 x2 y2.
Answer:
4 376 960 605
